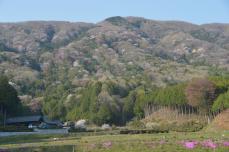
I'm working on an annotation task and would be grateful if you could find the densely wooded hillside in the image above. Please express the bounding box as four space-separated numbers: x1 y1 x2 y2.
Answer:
0 17 229 125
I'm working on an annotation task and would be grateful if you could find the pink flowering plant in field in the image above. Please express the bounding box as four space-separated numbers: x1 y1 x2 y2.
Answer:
144 139 229 150
182 141 198 149
223 141 229 147
180 139 226 149
201 140 217 149
102 141 113 149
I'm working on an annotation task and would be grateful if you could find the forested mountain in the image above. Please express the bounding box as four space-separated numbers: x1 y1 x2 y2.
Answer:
0 16 229 124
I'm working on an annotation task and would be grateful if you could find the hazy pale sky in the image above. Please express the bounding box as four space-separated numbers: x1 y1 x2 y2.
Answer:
0 0 228 24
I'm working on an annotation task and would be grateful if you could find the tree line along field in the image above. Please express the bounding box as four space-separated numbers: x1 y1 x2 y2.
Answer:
0 75 229 130
41 75 229 127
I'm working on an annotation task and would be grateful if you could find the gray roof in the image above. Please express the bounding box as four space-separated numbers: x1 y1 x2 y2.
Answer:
6 115 42 124
43 116 62 125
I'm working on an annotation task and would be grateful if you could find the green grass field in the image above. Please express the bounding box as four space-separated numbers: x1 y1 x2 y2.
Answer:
0 131 228 152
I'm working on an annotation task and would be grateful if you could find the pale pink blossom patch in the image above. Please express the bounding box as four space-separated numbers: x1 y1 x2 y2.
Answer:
182 141 198 149
223 141 229 147
201 140 217 149
102 141 112 149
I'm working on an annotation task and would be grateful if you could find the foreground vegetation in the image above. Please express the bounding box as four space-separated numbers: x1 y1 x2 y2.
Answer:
0 131 228 152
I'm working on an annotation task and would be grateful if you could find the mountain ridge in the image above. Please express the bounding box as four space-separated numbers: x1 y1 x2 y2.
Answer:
0 16 228 97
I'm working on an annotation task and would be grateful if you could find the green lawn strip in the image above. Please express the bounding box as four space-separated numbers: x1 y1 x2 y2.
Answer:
0 130 119 146
0 134 75 144
80 131 228 143
0 138 80 149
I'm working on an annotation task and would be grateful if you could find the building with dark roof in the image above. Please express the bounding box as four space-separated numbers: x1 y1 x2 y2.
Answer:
6 115 62 127
6 115 42 125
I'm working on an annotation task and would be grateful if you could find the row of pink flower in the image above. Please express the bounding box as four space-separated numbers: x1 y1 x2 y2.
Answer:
92 140 229 149
182 140 229 149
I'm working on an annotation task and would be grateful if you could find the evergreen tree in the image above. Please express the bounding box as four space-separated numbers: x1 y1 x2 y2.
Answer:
0 75 21 124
